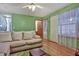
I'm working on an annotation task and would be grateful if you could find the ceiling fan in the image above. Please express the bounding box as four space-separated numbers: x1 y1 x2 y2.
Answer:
22 3 43 12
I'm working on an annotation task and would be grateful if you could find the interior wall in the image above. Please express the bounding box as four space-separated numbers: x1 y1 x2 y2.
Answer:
12 14 37 31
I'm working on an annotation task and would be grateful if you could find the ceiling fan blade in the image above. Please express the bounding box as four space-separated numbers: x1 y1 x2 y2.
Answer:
22 3 43 12
36 5 43 9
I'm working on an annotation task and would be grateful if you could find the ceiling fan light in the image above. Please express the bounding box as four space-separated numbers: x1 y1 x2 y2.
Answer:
28 6 32 9
22 3 43 12
32 6 36 11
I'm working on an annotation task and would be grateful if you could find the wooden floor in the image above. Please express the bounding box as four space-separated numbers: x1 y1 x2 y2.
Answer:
41 39 76 56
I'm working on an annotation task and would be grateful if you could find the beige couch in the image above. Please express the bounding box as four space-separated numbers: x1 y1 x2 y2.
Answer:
0 31 42 55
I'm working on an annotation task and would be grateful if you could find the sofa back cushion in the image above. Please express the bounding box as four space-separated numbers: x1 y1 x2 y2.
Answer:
30 31 36 38
12 32 22 41
23 32 33 40
0 32 12 42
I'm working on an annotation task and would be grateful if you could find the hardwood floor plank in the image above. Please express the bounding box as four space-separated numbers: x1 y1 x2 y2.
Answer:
42 39 76 56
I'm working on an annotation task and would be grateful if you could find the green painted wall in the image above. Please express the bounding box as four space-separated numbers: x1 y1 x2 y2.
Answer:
77 40 79 49
47 17 50 39
12 14 37 31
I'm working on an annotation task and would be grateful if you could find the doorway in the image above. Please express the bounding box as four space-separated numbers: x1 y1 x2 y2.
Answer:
35 20 43 38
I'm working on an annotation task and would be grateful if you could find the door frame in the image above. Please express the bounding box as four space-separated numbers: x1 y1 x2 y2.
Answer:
35 19 43 38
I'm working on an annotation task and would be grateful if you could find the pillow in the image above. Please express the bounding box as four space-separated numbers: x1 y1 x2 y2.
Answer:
12 32 22 41
31 31 36 37
0 32 12 42
26 31 36 38
34 35 41 39
23 32 33 40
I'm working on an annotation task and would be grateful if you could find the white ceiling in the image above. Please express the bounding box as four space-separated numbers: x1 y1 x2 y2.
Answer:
0 3 70 17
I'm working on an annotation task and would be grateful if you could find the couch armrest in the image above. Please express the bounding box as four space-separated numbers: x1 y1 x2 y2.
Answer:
0 43 10 56
34 35 41 39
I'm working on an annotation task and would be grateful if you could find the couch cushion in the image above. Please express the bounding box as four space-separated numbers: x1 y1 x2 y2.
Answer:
5 41 26 48
29 31 36 36
24 39 42 45
23 32 33 40
0 32 12 42
12 32 22 41
10 43 42 53
11 41 26 48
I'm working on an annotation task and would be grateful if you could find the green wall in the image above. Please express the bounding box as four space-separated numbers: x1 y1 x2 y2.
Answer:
12 14 37 31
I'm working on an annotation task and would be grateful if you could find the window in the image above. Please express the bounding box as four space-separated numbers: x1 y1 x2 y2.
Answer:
58 9 77 37
0 14 12 32
58 8 79 49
